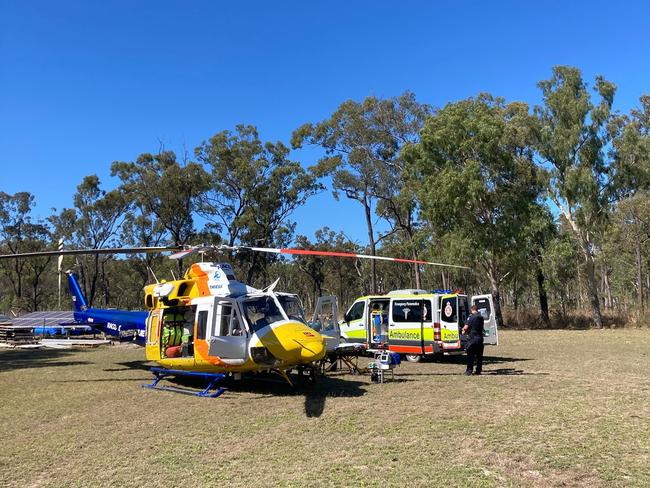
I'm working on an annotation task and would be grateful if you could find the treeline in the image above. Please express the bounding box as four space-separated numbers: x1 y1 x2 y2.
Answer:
1 66 649 328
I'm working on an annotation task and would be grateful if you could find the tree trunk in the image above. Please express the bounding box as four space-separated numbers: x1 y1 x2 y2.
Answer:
485 263 504 328
363 198 377 293
536 266 550 325
636 242 643 314
580 237 603 328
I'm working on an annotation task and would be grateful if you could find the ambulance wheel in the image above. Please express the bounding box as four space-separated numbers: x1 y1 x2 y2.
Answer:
404 354 421 363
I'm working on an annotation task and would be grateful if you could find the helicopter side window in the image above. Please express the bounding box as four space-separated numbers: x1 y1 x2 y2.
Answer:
277 296 307 323
217 303 246 337
243 296 284 333
197 310 208 340
219 305 233 336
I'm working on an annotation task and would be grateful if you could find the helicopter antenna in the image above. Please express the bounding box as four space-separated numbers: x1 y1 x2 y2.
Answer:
170 268 177 280
263 277 281 293
147 266 159 284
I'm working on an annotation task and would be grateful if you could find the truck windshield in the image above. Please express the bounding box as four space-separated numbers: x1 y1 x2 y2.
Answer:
242 296 284 332
277 295 307 324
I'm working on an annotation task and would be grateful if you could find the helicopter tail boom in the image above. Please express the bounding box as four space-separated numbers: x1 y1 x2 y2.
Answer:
66 271 88 311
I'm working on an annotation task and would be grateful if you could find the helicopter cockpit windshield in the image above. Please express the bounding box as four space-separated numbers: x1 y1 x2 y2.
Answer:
242 296 285 332
277 295 307 324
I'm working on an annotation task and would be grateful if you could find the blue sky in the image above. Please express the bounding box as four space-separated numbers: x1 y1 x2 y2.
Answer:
1 0 649 245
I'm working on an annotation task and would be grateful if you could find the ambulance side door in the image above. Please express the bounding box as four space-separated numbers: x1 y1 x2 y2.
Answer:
340 300 367 343
440 294 461 349
471 294 498 345
388 299 425 355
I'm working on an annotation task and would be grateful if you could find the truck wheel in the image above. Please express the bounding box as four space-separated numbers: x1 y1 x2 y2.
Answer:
404 354 421 363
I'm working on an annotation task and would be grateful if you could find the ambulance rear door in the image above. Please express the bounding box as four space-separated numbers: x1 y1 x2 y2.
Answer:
471 294 498 345
439 294 461 350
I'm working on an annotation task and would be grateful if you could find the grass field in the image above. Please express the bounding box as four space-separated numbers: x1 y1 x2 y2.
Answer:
1 329 649 487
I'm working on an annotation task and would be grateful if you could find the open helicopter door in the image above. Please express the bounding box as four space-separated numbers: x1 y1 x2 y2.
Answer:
471 294 498 345
208 299 248 364
145 310 162 360
311 296 340 353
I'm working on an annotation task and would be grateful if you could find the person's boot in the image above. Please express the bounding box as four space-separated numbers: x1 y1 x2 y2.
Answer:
465 370 472 376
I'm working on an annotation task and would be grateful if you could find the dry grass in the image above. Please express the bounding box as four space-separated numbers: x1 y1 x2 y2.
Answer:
1 330 649 487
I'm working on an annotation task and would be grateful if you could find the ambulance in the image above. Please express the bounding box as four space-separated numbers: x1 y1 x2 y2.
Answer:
339 289 498 362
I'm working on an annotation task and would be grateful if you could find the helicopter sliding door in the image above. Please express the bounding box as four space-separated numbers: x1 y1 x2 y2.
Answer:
208 299 248 360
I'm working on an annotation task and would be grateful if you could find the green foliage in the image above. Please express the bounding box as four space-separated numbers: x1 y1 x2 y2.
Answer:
292 92 431 291
196 124 322 284
112 151 207 246
409 94 543 324
0 192 54 311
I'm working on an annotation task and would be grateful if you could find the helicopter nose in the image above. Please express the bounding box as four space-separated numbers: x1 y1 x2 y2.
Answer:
261 322 326 364
297 334 325 362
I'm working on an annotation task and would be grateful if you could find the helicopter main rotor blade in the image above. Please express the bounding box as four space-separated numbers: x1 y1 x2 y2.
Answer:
0 246 183 260
223 245 471 270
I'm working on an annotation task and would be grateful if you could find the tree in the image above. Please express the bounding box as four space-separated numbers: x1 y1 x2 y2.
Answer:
0 192 53 311
50 176 129 306
196 125 321 284
292 92 431 293
408 94 542 327
112 150 208 274
607 193 650 317
534 66 620 328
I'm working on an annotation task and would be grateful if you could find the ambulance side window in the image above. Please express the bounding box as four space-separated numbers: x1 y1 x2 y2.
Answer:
441 297 457 323
392 300 423 323
474 298 491 319
346 302 365 322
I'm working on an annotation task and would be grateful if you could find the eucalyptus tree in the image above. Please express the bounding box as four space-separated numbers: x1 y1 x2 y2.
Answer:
533 66 642 327
112 150 208 275
50 176 129 306
0 192 53 311
196 125 321 284
607 193 650 315
408 94 543 327
292 92 431 293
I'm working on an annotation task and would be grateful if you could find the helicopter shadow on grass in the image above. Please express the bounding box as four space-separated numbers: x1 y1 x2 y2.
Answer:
103 360 156 372
159 371 371 418
0 348 91 372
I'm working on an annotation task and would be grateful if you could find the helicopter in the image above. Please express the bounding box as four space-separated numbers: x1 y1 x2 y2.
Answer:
1 244 470 393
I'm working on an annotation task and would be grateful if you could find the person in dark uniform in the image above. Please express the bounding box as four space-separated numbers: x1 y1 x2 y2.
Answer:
462 305 484 375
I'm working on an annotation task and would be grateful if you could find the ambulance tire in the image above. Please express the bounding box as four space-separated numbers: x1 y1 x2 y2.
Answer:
404 354 422 363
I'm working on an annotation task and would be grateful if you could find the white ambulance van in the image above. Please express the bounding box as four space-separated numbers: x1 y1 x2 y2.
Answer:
339 290 498 362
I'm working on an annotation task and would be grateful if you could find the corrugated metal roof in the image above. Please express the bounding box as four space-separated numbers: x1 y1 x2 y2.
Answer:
12 311 75 328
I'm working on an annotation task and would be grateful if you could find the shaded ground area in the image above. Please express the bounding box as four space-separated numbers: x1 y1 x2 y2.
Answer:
1 330 649 487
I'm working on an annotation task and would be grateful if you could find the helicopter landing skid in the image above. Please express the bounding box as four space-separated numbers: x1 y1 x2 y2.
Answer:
142 367 227 398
